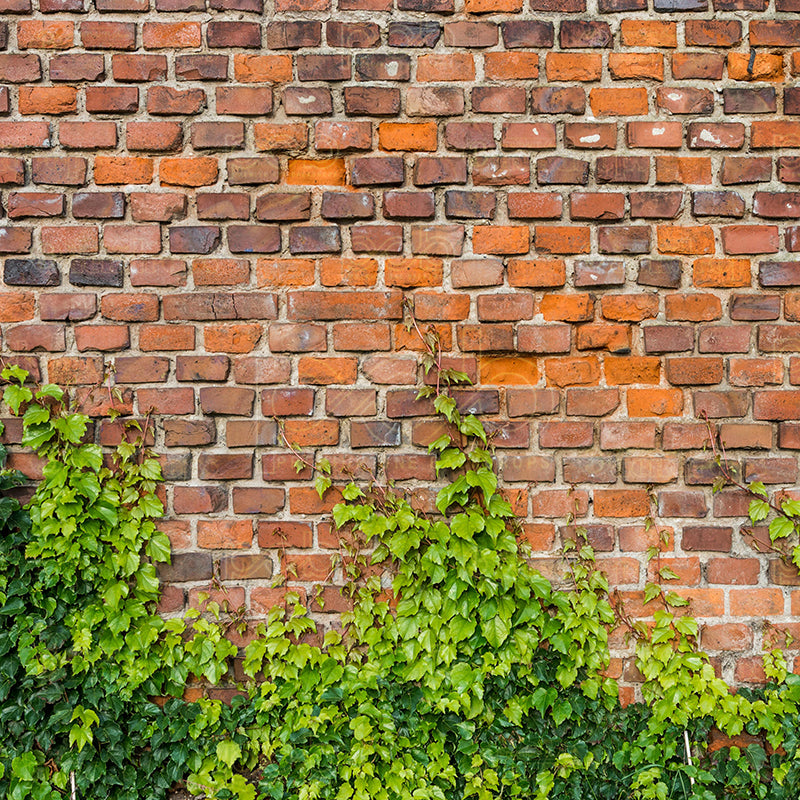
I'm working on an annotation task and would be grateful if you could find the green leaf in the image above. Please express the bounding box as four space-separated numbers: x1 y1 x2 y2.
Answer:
749 499 770 523
315 474 332 500
457 415 486 443
433 394 457 423
4 384 33 415
2 364 29 384
769 515 795 542
480 614 509 648
11 753 37 782
35 383 63 400
54 414 89 445
145 531 172 563
644 583 661 604
216 740 242 768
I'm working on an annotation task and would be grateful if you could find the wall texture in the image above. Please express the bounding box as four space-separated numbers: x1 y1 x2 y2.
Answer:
1 0 800 690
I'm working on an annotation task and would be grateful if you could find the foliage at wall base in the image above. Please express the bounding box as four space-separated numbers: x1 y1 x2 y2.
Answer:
3 364 800 799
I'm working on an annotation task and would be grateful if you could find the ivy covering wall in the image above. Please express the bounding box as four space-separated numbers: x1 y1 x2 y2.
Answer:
5 366 800 799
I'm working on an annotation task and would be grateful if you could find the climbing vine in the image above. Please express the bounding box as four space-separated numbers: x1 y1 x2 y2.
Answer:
3 360 800 799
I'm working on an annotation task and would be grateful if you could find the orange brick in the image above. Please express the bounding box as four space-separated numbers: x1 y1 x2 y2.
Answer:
204 324 262 353
197 519 253 549
233 54 294 83
594 489 651 518
693 258 752 288
18 86 77 115
193 258 249 286
473 225 530 255
508 259 566 287
394 322 452 352
665 293 722 321
657 226 715 255
254 123 308 151
575 323 630 352
751 121 800 149
417 53 475 82
605 356 661 385
139 324 195 351
160 157 218 187
601 294 659 322
546 53 602 82
539 293 593 322
283 420 339 447
627 388 684 417
544 356 600 387
385 258 443 288
286 159 346 186
256 259 315 287
465 0 522 10
320 257 379 287
608 53 664 81
142 22 202 49
589 88 649 117
297 357 357 385
18 20 74 49
378 122 438 152
656 156 712 185
620 20 677 48
484 52 539 81
94 156 154 185
41 226 98 254
0 292 34 322
728 52 784 82
535 226 590 254
479 356 538 385
730 588 785 616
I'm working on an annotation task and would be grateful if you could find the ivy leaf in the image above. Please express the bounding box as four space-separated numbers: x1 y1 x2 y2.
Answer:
35 383 63 401
145 531 172 563
11 753 37 782
342 483 362 501
230 775 256 800
1 364 29 384
433 394 457 423
551 699 572 726
749 499 770 523
22 405 50 426
644 583 661 605
315 475 332 500
216 740 242 768
458 415 486 444
781 499 800 517
54 414 88 444
349 715 372 740
4 384 33 415
450 616 475 643
769 516 795 542
664 591 690 608
436 448 467 472
481 614 509 648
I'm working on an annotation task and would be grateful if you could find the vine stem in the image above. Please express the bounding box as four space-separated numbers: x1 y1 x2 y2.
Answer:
701 412 798 562
701 412 786 518
404 297 443 396
683 730 695 787
276 419 316 472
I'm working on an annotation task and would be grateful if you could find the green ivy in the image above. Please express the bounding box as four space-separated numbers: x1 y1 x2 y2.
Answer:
3 363 800 799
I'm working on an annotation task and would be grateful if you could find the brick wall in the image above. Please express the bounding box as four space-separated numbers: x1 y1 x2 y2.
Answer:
1 0 800 688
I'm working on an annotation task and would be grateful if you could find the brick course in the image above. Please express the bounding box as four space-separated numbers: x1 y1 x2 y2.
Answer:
1 0 800 686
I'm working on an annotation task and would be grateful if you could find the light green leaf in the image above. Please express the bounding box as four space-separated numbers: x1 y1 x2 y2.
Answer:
216 739 242 768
